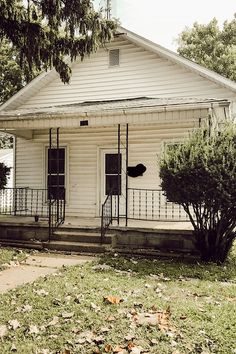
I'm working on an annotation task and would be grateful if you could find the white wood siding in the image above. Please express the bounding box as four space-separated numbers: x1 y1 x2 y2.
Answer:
19 37 236 110
15 108 207 217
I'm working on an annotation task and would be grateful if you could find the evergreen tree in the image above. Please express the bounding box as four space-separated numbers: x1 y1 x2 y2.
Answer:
177 15 236 81
0 0 116 84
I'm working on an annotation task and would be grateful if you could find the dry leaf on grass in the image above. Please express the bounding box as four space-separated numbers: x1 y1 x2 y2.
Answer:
10 343 17 352
132 307 171 332
0 325 8 339
104 343 113 352
29 325 40 335
104 295 123 304
34 289 49 296
61 312 74 319
47 316 59 327
8 319 20 330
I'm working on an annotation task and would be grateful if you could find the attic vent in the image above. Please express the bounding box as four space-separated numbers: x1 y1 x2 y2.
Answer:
109 49 120 66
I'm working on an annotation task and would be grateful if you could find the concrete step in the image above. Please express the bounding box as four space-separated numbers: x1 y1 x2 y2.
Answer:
52 230 112 244
43 240 110 253
0 239 43 250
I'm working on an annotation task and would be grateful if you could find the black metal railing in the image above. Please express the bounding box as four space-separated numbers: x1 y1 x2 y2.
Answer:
0 188 49 217
48 189 65 240
0 187 66 239
128 188 189 221
101 191 113 243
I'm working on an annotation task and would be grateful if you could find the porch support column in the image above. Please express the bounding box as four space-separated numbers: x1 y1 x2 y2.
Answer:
117 124 120 225
125 123 129 227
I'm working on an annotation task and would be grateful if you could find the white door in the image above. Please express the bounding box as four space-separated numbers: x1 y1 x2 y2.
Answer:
101 150 126 218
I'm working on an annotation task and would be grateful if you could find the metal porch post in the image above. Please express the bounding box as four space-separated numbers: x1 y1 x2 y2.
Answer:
117 124 120 225
125 123 129 227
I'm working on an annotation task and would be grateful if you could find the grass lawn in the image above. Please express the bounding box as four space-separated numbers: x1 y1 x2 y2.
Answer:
0 247 28 270
0 247 235 354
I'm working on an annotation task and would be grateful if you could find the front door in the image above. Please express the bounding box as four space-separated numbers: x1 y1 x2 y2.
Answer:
101 150 126 218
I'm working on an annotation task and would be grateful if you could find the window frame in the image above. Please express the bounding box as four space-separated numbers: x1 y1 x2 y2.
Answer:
45 146 68 201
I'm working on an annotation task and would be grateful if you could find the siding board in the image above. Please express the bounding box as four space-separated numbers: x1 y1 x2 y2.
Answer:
17 38 236 110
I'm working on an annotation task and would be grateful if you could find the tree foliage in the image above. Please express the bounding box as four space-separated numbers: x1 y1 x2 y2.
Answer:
177 15 236 82
160 122 236 263
0 163 11 189
0 0 116 84
0 39 38 104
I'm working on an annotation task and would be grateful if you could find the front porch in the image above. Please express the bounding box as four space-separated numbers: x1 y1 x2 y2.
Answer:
0 213 195 257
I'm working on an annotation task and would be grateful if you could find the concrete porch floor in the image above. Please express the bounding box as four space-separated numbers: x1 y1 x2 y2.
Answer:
0 215 193 231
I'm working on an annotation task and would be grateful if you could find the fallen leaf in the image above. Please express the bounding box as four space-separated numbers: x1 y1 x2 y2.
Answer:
20 304 32 312
10 344 17 352
34 289 49 296
104 344 113 352
8 319 20 330
150 338 158 345
127 341 135 350
94 335 105 344
93 348 101 354
133 307 171 332
47 316 59 326
100 326 110 333
0 325 8 339
130 347 143 354
61 312 74 319
125 334 135 341
61 350 71 354
90 302 101 312
104 295 123 304
113 346 125 353
106 315 116 322
29 325 39 334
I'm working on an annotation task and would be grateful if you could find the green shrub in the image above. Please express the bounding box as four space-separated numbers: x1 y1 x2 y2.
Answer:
160 122 236 263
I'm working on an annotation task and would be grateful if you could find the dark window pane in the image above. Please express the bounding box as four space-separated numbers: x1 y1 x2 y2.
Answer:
106 175 121 195
48 187 65 200
48 159 65 174
48 148 65 160
105 154 121 174
48 175 65 186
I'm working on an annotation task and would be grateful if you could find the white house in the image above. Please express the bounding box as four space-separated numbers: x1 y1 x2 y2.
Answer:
0 26 235 237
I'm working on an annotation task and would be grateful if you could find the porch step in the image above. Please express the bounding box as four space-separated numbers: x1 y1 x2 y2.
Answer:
0 239 43 250
44 240 110 253
52 230 112 244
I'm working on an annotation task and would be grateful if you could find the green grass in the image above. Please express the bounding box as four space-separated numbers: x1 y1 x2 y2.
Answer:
0 248 28 270
0 248 235 354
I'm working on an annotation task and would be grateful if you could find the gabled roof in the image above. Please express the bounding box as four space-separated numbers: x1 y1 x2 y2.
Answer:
1 25 236 112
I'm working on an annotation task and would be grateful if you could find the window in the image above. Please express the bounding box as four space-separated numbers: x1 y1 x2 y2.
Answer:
105 153 121 195
109 49 120 67
47 148 66 199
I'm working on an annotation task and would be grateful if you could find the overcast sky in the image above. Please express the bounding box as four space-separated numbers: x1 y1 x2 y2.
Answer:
95 0 236 51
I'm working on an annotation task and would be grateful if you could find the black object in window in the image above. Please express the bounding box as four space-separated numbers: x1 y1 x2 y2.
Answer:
127 164 146 178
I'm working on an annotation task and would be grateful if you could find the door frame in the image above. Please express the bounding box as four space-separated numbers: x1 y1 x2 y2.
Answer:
97 147 126 217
